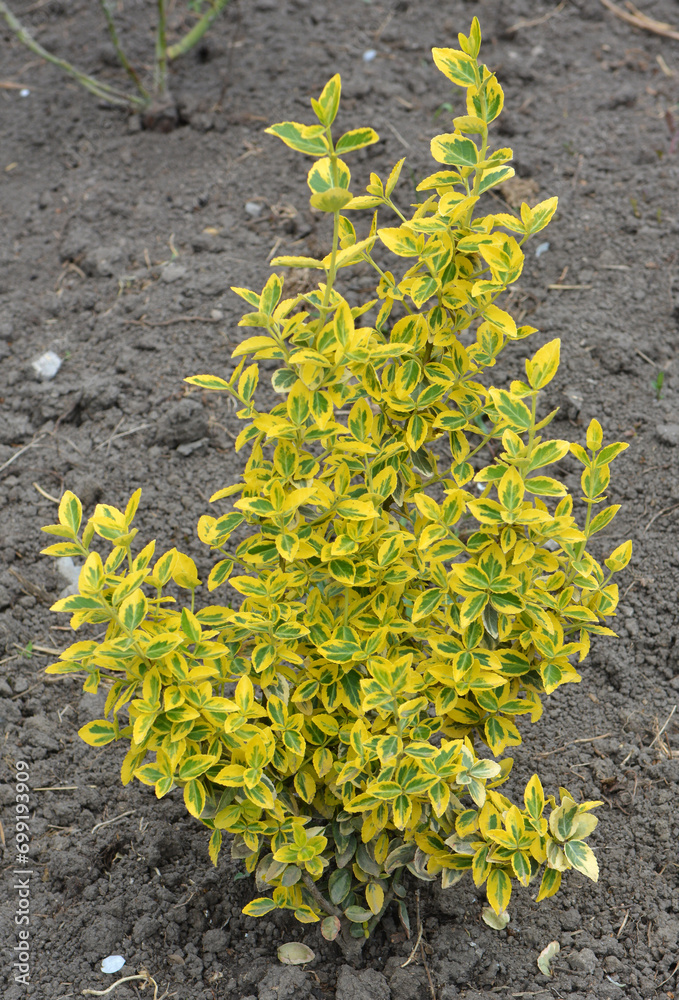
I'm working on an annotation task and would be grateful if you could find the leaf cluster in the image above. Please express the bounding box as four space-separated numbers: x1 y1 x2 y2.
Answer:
42 19 630 948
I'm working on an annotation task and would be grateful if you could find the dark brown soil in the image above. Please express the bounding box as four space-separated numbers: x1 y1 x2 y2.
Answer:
1 1 679 998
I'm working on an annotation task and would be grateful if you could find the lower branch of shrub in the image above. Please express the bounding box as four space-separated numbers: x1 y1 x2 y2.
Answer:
167 0 232 61
0 0 145 109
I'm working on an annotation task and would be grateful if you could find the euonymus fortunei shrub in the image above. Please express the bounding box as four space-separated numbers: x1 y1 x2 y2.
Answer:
43 19 631 955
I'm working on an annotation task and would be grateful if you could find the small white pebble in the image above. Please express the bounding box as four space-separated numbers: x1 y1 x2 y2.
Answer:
210 309 224 321
32 350 61 380
245 201 263 218
20 88 30 97
101 956 126 974
535 241 550 258
363 49 377 62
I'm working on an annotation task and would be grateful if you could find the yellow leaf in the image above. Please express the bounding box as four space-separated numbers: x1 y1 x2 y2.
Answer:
525 339 560 389
486 868 512 915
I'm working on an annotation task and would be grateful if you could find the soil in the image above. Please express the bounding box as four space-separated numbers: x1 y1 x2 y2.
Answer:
1 0 679 998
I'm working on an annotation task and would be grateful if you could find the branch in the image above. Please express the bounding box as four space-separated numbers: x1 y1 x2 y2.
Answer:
0 0 144 109
154 0 169 100
167 0 232 61
301 872 342 918
97 0 149 97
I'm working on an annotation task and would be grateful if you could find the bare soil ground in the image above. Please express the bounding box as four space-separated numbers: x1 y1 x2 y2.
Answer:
1 1 679 998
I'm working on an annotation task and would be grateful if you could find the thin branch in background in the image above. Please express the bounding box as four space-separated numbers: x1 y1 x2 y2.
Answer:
155 0 169 101
97 0 148 97
168 0 233 61
0 1 142 107
507 1 566 33
599 0 679 41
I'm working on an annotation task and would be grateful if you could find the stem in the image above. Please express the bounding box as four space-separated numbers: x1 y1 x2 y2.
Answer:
319 209 341 321
526 392 538 455
0 0 144 109
167 0 232 61
154 0 169 101
97 0 148 96
301 872 342 918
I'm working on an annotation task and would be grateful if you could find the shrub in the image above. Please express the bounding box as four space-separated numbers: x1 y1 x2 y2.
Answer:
0 0 232 126
42 18 631 957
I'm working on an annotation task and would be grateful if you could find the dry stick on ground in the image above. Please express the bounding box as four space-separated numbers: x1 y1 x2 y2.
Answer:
83 969 168 999
535 733 612 758
644 501 679 533
507 1 566 33
635 347 654 365
599 0 679 41
400 890 437 1000
126 315 221 327
0 432 49 474
658 959 679 988
91 810 136 835
647 705 677 751
33 482 60 503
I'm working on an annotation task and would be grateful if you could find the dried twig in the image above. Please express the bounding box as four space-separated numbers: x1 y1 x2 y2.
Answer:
33 481 60 503
635 348 654 365
91 809 136 834
535 733 611 758
644 502 679 533
33 785 92 791
648 705 677 750
508 1 565 32
94 423 149 452
547 283 593 290
658 959 679 988
401 890 424 968
599 0 679 41
385 121 411 150
126 315 221 327
0 432 48 473
82 969 167 999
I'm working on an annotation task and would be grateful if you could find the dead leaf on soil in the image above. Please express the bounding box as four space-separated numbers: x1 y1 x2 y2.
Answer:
277 942 316 965
537 940 560 975
500 176 540 209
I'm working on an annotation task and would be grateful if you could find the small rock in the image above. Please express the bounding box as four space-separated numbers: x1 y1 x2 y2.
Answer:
0 413 34 444
211 309 223 320
336 966 390 1000
568 947 597 975
562 386 584 420
155 398 209 447
161 262 188 284
32 350 62 380
132 914 160 943
363 49 377 62
560 907 581 932
258 966 310 1000
80 916 124 957
245 201 263 218
202 929 228 954
176 437 209 457
656 423 679 446
389 967 428 1000
84 245 124 278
